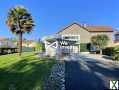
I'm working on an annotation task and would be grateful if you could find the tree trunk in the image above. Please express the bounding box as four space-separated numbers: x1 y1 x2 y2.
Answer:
100 49 102 55
19 32 22 56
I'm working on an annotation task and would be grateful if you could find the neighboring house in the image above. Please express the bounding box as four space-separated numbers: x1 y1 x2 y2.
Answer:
0 37 6 46
22 40 36 48
0 37 36 49
43 22 114 56
0 37 16 48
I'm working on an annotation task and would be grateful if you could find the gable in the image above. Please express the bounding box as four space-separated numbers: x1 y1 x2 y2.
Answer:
58 23 89 35
58 23 91 43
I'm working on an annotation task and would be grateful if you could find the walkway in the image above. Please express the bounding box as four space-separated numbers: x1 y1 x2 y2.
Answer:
65 54 119 90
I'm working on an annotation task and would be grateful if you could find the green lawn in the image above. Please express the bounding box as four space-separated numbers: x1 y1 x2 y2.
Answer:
0 52 56 90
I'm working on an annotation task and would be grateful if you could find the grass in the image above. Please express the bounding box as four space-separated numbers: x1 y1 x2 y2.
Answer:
0 52 56 90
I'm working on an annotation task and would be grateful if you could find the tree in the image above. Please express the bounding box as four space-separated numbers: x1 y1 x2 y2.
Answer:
6 5 34 56
91 34 109 54
35 42 41 52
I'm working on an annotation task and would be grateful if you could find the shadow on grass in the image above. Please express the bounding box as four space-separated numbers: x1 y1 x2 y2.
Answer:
65 59 119 90
0 57 55 90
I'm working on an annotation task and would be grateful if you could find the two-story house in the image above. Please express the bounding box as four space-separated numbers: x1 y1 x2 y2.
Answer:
58 23 114 46
43 22 114 56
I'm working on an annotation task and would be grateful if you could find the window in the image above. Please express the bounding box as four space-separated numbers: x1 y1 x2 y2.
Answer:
64 36 78 39
115 35 119 41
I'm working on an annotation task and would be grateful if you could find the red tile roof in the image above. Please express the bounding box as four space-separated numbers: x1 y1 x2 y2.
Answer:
86 26 113 32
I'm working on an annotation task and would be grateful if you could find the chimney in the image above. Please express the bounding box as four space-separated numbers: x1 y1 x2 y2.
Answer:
83 24 87 27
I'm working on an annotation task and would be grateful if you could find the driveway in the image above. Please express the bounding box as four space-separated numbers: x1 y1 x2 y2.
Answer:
65 55 119 90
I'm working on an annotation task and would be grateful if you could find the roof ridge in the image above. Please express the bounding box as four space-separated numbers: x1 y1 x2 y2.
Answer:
57 22 89 34
57 22 114 34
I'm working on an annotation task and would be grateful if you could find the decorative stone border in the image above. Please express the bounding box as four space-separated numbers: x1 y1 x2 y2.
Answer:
44 61 65 90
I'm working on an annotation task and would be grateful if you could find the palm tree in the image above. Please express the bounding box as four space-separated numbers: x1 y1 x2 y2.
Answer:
91 34 109 54
6 5 34 56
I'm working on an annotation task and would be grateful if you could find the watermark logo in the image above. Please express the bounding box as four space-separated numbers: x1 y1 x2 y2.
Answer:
110 80 118 89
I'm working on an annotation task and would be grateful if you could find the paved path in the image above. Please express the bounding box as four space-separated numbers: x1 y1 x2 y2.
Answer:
65 55 119 90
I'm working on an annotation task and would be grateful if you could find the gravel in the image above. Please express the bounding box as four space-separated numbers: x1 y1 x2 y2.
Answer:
44 61 65 90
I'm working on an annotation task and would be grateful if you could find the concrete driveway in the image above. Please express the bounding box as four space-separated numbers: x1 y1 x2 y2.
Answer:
65 55 119 90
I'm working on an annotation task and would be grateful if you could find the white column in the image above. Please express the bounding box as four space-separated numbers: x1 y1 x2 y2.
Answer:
56 41 61 60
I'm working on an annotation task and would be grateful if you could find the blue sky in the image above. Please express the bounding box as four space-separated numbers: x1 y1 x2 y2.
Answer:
0 0 119 40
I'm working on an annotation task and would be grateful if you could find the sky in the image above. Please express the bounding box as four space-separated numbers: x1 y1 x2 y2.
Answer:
0 0 119 40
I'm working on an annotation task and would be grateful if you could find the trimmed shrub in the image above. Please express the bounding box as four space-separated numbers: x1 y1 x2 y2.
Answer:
80 43 90 52
112 46 119 61
102 47 114 56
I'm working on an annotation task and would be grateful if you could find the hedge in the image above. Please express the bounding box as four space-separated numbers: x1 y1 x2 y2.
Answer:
102 47 114 56
80 43 90 52
112 46 119 61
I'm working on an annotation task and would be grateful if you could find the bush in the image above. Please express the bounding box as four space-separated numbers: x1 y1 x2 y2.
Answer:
102 47 114 56
112 46 119 61
35 42 44 52
80 43 90 52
